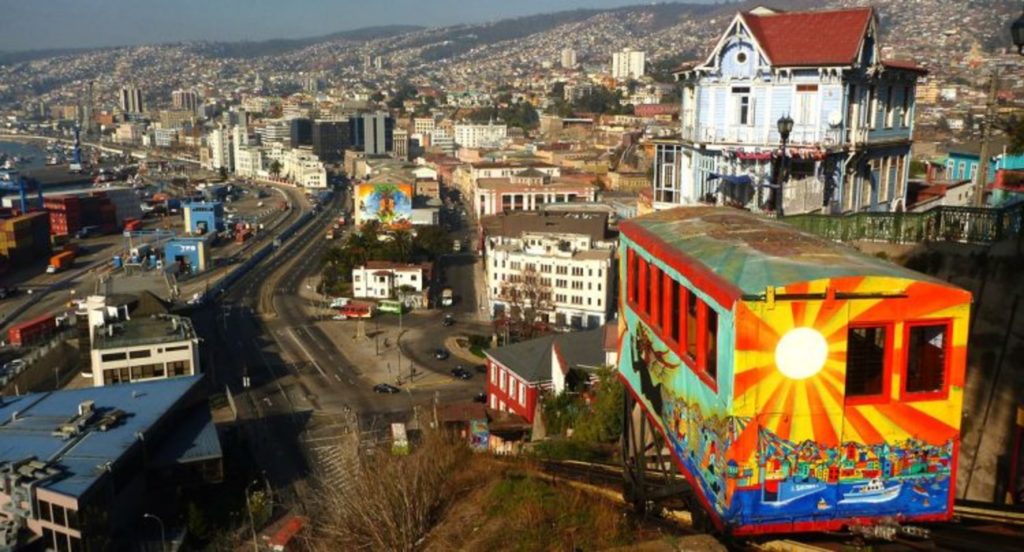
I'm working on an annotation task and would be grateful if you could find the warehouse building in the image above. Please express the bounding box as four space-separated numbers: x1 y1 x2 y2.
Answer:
163 236 212 275
88 313 201 387
183 201 224 235
0 375 221 550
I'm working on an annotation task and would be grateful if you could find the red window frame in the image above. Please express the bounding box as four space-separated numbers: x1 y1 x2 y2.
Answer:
899 319 953 402
639 258 650 315
843 322 894 406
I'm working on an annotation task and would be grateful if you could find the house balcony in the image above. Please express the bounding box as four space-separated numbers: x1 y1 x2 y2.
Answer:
681 125 845 148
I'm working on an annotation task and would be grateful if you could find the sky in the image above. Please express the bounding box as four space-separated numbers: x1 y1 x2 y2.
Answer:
0 0 708 52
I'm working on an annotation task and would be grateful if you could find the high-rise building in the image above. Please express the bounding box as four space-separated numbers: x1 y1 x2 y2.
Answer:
119 86 144 115
312 119 351 162
291 118 313 148
393 128 409 160
560 48 577 69
208 127 232 171
454 122 508 149
611 49 646 80
352 112 393 156
171 89 199 113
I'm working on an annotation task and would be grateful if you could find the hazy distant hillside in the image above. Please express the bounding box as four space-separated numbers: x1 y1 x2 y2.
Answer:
191 24 424 59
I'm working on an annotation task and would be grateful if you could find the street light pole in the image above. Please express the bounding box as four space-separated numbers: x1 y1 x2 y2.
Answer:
775 115 794 217
972 74 999 207
142 513 166 552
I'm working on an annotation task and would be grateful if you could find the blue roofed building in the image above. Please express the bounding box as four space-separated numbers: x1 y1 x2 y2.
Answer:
653 6 927 215
0 375 221 551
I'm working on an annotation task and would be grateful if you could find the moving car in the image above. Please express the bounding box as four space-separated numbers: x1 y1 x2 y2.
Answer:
433 348 450 360
442 313 455 327
372 383 400 394
450 366 472 380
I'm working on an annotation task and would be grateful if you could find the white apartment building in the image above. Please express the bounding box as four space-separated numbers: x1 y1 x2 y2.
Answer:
561 48 577 69
257 119 291 146
452 161 561 198
234 146 264 178
485 212 614 329
453 122 508 149
89 314 200 387
280 147 327 188
611 48 646 80
115 124 142 145
429 129 455 154
352 261 429 299
413 117 436 135
207 127 232 171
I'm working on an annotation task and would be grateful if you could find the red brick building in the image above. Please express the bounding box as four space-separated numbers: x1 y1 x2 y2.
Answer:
484 327 609 424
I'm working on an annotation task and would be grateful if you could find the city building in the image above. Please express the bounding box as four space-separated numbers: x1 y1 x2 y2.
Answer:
560 48 577 69
653 6 927 214
183 201 224 235
118 86 144 115
484 327 607 423
413 117 436 135
943 137 1024 186
611 48 646 80
0 375 221 550
352 261 430 299
484 211 615 328
290 117 313 148
453 122 508 149
256 119 291 146
89 314 201 386
171 89 199 113
164 235 212 275
351 111 394 155
473 169 598 217
115 123 142 144
311 119 350 162
393 127 409 160
207 126 233 171
452 160 561 200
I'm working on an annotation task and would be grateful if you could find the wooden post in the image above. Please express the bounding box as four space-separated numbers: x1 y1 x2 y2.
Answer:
973 73 999 207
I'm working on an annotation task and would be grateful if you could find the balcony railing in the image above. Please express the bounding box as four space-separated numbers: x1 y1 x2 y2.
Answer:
681 125 843 147
783 200 1024 245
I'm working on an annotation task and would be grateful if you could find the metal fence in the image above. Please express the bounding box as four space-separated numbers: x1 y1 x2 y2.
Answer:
783 200 1024 244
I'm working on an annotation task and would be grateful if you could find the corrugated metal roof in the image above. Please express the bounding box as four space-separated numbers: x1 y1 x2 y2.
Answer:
621 207 952 297
153 406 222 466
0 375 204 498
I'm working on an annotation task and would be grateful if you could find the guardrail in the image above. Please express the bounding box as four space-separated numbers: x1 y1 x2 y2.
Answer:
784 199 1024 244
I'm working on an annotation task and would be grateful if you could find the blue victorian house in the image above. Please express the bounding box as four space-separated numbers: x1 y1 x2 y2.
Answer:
652 6 927 214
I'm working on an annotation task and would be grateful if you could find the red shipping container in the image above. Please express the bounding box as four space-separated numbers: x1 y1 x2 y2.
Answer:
8 314 56 347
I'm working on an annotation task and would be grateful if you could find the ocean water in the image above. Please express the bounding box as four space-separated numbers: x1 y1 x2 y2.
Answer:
0 140 48 170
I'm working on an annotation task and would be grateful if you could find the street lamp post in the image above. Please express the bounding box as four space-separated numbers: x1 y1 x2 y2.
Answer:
142 513 166 552
775 115 794 216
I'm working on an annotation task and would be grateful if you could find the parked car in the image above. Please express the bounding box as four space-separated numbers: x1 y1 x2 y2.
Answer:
434 348 450 360
331 314 349 321
450 366 472 380
373 383 400 394
472 392 487 403
442 313 455 327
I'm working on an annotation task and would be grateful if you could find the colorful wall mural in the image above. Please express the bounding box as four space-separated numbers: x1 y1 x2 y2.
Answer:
354 182 413 227
617 231 971 534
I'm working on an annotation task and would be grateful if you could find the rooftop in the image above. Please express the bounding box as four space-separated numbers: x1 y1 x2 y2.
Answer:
0 375 205 498
486 327 606 384
482 210 609 242
621 207 954 298
739 7 873 67
92 314 196 350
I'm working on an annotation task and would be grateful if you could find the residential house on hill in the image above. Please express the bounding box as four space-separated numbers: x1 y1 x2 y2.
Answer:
653 6 927 214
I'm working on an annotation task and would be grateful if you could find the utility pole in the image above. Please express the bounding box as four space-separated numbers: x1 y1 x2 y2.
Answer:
973 73 999 207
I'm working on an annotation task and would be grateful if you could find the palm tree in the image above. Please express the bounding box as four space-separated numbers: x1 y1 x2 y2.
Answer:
269 160 282 177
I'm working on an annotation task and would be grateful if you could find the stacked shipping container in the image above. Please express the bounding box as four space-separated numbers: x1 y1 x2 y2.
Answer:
0 211 52 266
44 193 118 237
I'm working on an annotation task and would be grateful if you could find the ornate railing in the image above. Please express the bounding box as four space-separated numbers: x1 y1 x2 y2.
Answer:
782 200 1024 244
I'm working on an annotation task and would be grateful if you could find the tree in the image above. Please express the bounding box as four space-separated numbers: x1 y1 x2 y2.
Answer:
269 160 282 177
571 366 624 443
498 265 552 340
1005 115 1024 155
412 225 452 259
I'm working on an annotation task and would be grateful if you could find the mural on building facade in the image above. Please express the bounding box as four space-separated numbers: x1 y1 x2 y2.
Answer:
356 182 413 226
619 275 967 527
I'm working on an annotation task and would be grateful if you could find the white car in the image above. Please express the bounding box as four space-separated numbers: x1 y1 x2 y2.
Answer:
331 314 348 321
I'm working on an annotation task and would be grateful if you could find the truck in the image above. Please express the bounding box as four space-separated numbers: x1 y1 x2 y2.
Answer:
47 251 75 274
441 287 454 307
325 228 335 240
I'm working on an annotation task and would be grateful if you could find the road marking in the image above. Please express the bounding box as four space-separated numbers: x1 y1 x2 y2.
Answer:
287 327 328 379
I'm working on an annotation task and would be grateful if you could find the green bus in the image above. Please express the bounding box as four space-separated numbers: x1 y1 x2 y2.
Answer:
378 299 404 314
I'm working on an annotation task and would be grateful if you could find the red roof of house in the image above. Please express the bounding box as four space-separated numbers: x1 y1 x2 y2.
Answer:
741 7 873 67
992 169 1024 192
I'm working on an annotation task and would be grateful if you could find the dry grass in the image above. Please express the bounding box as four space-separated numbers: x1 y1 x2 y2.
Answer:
307 428 471 551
